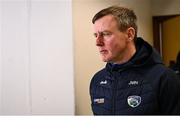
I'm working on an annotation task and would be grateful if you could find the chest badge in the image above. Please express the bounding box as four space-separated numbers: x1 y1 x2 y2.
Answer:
127 95 141 108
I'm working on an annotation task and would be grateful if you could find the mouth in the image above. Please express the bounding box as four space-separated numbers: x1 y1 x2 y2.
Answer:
100 50 108 55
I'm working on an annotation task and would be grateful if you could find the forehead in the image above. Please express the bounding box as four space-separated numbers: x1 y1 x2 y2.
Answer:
93 15 118 31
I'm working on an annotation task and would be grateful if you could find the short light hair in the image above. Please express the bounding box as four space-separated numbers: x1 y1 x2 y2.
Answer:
92 6 138 40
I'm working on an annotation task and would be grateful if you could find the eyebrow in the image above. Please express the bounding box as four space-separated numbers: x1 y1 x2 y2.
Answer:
94 30 111 34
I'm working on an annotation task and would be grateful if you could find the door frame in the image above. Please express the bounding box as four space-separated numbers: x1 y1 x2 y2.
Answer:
153 15 180 57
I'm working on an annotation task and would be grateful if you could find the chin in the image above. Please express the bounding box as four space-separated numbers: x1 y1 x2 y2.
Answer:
101 55 112 62
102 58 110 62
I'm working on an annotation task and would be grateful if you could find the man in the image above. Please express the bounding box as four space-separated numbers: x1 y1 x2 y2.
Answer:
89 6 180 115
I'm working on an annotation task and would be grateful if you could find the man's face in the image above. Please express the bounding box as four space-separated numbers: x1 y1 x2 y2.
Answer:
93 15 129 63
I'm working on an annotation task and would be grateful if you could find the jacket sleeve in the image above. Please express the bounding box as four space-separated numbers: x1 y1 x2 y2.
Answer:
159 68 180 114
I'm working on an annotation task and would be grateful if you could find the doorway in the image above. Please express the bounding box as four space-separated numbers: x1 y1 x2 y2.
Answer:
153 15 180 66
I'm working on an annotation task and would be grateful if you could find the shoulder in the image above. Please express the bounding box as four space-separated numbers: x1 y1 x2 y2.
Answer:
146 64 180 86
153 66 180 102
140 64 179 94
160 67 180 87
157 67 180 114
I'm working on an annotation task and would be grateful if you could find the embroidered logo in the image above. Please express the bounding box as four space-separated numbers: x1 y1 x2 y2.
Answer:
127 95 141 108
100 80 107 85
94 98 104 104
128 81 138 85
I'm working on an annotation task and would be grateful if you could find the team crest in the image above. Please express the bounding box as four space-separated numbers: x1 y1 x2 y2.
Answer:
127 95 141 108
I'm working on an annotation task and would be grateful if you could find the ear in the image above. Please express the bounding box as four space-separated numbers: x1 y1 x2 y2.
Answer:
126 27 135 42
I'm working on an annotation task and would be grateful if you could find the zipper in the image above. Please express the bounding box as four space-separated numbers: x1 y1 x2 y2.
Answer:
112 71 119 114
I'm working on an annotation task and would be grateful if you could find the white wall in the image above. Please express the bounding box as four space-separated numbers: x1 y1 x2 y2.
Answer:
0 1 31 114
0 0 74 115
152 0 180 16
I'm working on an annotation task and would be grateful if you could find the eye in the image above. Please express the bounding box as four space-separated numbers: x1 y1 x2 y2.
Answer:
102 32 112 37
93 32 112 39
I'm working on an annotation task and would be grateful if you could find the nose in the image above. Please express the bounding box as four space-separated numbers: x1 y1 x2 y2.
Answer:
96 35 104 46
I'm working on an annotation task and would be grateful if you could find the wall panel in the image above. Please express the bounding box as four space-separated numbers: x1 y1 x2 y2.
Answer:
0 0 74 115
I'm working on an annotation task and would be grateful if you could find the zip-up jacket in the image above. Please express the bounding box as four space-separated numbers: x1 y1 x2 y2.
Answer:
90 37 180 115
